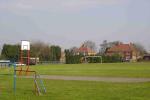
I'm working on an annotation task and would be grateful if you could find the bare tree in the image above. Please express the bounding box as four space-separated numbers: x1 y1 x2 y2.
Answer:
30 41 47 57
100 40 108 54
82 40 96 51
70 47 78 55
100 40 122 55
133 43 147 55
30 41 51 61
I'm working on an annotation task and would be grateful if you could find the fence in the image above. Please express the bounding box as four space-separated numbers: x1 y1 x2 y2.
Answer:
38 61 65 65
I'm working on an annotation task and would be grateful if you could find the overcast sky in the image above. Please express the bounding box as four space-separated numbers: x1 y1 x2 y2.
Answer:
0 0 150 51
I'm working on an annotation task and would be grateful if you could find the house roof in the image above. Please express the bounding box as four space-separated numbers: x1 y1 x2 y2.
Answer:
107 44 132 52
78 47 95 53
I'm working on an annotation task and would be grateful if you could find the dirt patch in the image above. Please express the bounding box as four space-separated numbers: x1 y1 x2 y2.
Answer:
20 75 150 83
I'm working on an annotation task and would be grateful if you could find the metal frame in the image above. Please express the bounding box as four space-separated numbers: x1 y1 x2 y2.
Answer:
13 41 46 95
83 56 103 63
13 64 46 95
19 40 30 75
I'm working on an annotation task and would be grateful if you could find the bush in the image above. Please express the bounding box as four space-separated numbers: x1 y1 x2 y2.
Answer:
87 57 102 63
87 54 122 63
102 54 122 63
65 49 83 64
65 49 122 64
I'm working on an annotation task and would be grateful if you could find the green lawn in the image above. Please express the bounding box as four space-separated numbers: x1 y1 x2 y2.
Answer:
1 62 150 77
0 76 150 100
0 62 150 100
28 62 150 78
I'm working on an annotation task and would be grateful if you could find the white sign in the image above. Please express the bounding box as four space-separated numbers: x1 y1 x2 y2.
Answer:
21 40 30 50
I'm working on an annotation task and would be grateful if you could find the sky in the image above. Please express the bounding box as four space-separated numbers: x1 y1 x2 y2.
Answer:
0 0 150 51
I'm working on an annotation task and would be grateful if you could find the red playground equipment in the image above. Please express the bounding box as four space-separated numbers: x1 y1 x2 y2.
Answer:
14 40 46 95
19 40 30 75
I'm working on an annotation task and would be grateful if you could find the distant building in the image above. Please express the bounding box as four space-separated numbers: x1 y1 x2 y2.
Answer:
29 57 39 65
0 60 10 68
76 44 96 56
60 51 66 63
105 43 141 61
143 54 150 61
78 47 96 56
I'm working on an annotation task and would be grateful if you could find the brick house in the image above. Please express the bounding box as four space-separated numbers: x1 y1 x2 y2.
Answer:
73 44 96 56
105 43 141 61
78 47 96 56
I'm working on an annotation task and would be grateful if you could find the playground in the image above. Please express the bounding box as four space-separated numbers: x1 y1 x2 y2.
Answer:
0 40 46 98
0 41 150 100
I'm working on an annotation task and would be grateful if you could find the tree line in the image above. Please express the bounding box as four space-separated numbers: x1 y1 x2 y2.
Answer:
65 49 122 64
0 40 148 63
64 40 148 64
0 41 61 62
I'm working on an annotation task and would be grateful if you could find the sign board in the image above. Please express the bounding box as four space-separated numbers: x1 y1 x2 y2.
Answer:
21 40 30 50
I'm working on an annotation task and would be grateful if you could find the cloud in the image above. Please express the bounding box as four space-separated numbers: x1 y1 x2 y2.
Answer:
0 0 129 13
62 0 127 7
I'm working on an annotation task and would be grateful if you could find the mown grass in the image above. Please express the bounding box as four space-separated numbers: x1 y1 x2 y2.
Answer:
0 62 150 100
0 76 150 100
30 62 150 78
1 62 150 77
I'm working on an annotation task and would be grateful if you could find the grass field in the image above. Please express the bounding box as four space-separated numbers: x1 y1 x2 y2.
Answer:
0 62 150 100
31 62 150 78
